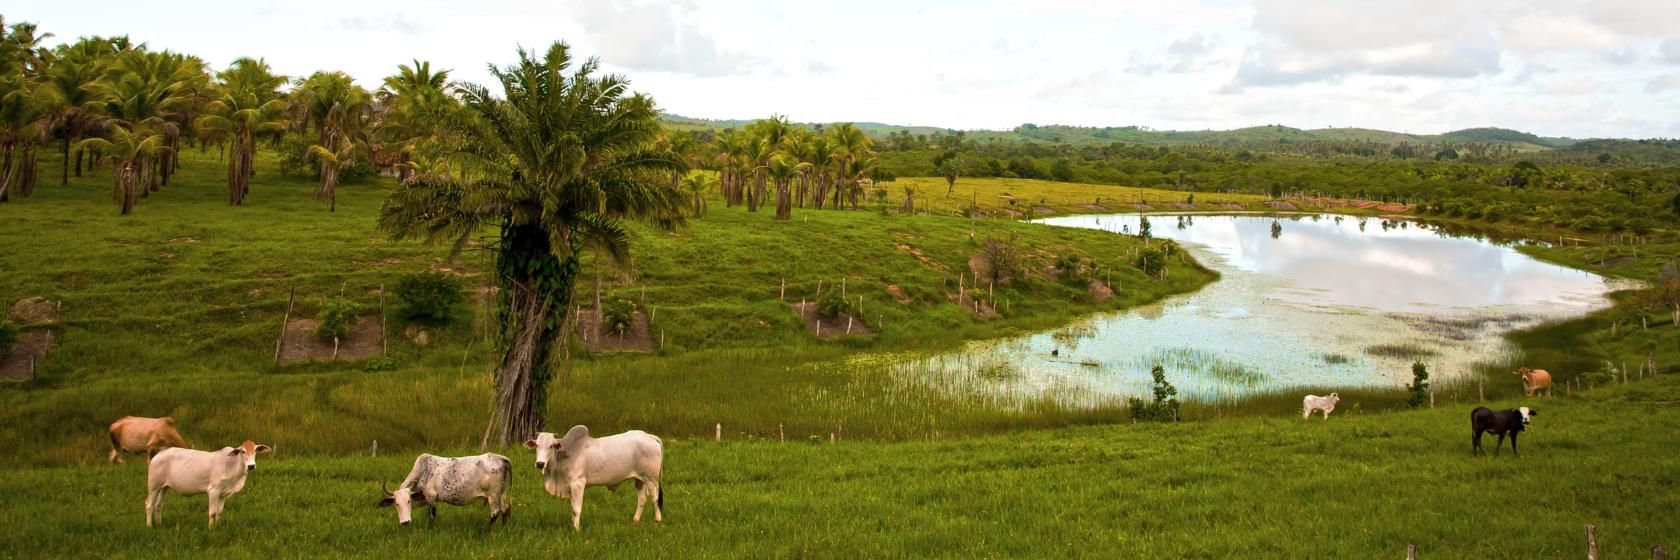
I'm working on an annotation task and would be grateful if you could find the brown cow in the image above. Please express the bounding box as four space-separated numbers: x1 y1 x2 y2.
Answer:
109 416 188 464
1513 368 1553 397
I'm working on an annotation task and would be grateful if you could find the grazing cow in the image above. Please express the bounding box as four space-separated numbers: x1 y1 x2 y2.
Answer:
145 440 271 528
1513 368 1553 397
1302 393 1340 420
109 416 188 464
1471 406 1537 456
525 426 664 531
378 453 512 527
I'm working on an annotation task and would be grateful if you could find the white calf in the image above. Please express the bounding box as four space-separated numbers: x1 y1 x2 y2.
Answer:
1302 393 1340 420
525 426 664 531
145 440 271 528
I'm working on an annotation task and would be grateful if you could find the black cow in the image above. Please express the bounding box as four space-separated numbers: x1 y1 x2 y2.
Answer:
1471 406 1537 456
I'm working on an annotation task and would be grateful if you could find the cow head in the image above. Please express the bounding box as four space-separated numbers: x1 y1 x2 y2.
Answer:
378 481 425 525
524 425 589 472
229 440 272 471
1512 367 1531 377
1518 407 1537 426
1328 392 1339 403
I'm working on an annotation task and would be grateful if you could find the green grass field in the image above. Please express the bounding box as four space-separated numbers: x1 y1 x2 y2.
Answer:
0 150 1215 463
3 378 1675 558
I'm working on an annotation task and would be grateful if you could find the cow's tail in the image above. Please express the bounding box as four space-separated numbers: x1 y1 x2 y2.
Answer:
657 482 664 510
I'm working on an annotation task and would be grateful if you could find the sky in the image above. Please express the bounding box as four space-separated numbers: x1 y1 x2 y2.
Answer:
10 0 1680 138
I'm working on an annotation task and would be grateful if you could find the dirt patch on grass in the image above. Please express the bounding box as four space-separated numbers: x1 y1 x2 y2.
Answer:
1032 206 1056 215
575 308 653 353
999 208 1023 218
0 330 54 381
1264 200 1298 210
1133 204 1155 211
946 292 999 318
1089 280 1113 302
167 236 200 244
792 302 872 339
1375 203 1410 213
894 243 950 272
58 272 85 289
1221 203 1244 210
9 297 61 327
1081 204 1106 212
277 316 383 365
1174 202 1194 210
885 284 912 304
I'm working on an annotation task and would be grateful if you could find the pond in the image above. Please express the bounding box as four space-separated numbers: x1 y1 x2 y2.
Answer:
900 214 1623 405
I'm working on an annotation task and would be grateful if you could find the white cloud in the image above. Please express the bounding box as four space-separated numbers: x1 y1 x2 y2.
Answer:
1647 72 1680 94
565 0 757 77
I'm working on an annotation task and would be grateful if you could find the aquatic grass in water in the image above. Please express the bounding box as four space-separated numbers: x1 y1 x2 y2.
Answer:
1121 347 1264 385
1364 342 1439 360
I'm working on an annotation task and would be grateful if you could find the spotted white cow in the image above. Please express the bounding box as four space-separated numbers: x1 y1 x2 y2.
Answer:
379 453 512 527
525 426 664 531
145 440 271 528
1302 393 1340 420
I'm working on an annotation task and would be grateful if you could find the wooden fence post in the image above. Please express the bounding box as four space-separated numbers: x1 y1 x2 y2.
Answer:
1586 523 1599 560
715 423 721 442
780 278 785 301
779 423 784 443
274 287 295 366
1478 380 1485 402
371 440 378 457
379 284 387 357
1653 545 1668 560
1406 544 1417 560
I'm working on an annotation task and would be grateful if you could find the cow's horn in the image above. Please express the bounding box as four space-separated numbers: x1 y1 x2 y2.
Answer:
382 481 393 497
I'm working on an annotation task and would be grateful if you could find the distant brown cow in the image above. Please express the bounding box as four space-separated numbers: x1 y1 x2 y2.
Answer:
109 416 188 464
1513 368 1553 397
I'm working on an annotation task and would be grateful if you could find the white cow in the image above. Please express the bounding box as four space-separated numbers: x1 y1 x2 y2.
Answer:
145 440 271 528
379 453 513 526
1302 393 1340 420
525 426 664 531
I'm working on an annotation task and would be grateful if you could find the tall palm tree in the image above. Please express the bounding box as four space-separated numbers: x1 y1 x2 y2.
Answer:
0 76 52 201
766 153 804 220
307 131 363 212
292 71 369 194
74 123 166 215
40 55 108 186
377 60 456 181
679 173 711 217
377 42 686 446
100 49 193 195
196 57 287 205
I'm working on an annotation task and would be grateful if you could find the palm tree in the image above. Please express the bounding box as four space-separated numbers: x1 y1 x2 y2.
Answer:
292 71 369 194
40 55 108 186
377 60 456 181
307 132 363 212
766 153 803 220
0 76 52 201
679 173 711 217
377 42 686 446
100 49 194 195
196 57 287 205
74 123 166 215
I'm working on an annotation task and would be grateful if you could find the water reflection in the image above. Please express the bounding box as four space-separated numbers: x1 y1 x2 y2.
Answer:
905 214 1620 404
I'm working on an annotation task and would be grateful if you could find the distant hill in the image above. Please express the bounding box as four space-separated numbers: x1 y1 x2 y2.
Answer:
661 114 1587 150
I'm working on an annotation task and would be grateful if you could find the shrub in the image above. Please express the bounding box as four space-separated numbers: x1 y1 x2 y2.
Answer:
362 356 396 372
278 135 376 183
816 289 847 320
1054 253 1084 282
1128 365 1180 422
1135 247 1167 278
978 236 1021 285
1406 362 1431 408
395 272 463 323
603 298 637 334
0 320 17 353
316 299 358 340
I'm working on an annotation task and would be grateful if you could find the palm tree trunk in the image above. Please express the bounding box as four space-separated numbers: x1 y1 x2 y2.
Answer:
0 144 13 203
60 135 71 186
482 225 577 448
17 142 36 198
775 179 791 220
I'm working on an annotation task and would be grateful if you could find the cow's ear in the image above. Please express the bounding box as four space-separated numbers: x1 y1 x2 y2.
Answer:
410 490 425 501
254 445 272 454
377 497 394 507
1528 409 1538 416
523 439 538 449
227 448 244 456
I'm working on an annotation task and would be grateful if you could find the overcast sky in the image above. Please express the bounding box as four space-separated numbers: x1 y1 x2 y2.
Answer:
11 0 1680 138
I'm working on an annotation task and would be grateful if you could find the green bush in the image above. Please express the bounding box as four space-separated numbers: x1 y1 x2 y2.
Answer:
316 299 358 340
395 272 463 323
1406 362 1431 408
603 298 637 334
816 289 847 320
1128 365 1180 422
362 356 396 372
0 320 17 353
278 135 376 183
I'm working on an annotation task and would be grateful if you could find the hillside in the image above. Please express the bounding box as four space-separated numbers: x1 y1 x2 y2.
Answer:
662 114 1580 150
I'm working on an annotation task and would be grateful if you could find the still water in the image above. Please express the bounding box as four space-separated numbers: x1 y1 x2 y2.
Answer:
905 214 1619 404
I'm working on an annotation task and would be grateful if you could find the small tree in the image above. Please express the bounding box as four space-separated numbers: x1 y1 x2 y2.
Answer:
1407 362 1430 408
1128 365 1180 422
603 298 637 334
816 288 847 320
316 299 358 341
978 236 1021 286
1135 247 1167 279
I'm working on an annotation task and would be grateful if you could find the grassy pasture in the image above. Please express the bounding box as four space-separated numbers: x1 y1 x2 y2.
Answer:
0 150 1214 464
2 377 1676 558
883 176 1265 218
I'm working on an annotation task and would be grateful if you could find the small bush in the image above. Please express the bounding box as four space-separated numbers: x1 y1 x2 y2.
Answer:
395 272 463 323
603 298 637 334
316 299 358 340
362 356 396 372
0 320 17 353
1054 253 1084 282
816 289 847 320
1406 362 1431 408
1128 365 1181 422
